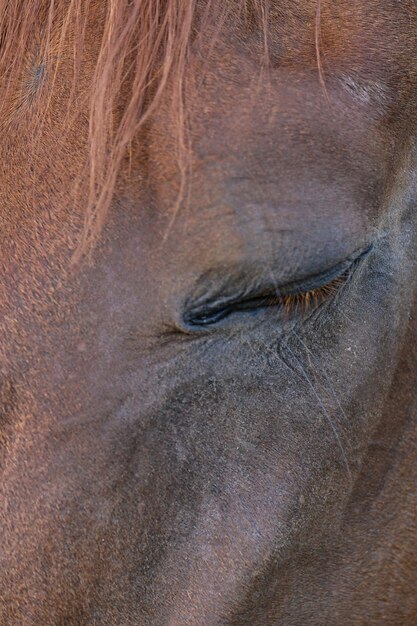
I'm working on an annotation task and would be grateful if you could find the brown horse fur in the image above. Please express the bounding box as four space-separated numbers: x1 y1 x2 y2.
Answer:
1 1 417 624
0 0 271 256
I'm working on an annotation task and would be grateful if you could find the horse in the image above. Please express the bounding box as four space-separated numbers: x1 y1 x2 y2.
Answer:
1 0 417 623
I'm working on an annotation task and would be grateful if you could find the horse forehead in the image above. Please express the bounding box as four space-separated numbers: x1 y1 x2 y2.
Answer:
145 1 417 205
193 1 416 60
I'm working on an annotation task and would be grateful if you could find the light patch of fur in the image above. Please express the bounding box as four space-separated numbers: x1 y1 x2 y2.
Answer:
339 74 388 106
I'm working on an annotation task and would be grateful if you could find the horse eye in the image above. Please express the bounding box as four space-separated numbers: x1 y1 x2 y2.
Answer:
184 246 372 329
185 282 340 327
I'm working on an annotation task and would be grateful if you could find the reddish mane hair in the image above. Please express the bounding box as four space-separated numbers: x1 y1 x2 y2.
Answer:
0 1 279 256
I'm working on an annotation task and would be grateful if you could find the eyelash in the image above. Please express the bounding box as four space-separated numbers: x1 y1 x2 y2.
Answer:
278 274 347 317
186 272 349 327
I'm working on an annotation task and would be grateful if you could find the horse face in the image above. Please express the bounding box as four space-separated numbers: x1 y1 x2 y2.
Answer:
1 1 417 624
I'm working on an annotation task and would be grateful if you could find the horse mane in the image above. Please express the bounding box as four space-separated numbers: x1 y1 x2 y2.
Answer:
0 1 270 257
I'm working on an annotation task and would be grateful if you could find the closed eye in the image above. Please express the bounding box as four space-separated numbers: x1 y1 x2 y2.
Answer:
184 246 371 328
185 275 347 326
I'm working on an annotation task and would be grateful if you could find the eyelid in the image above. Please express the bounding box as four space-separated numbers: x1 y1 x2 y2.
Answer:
185 272 343 326
184 245 372 328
